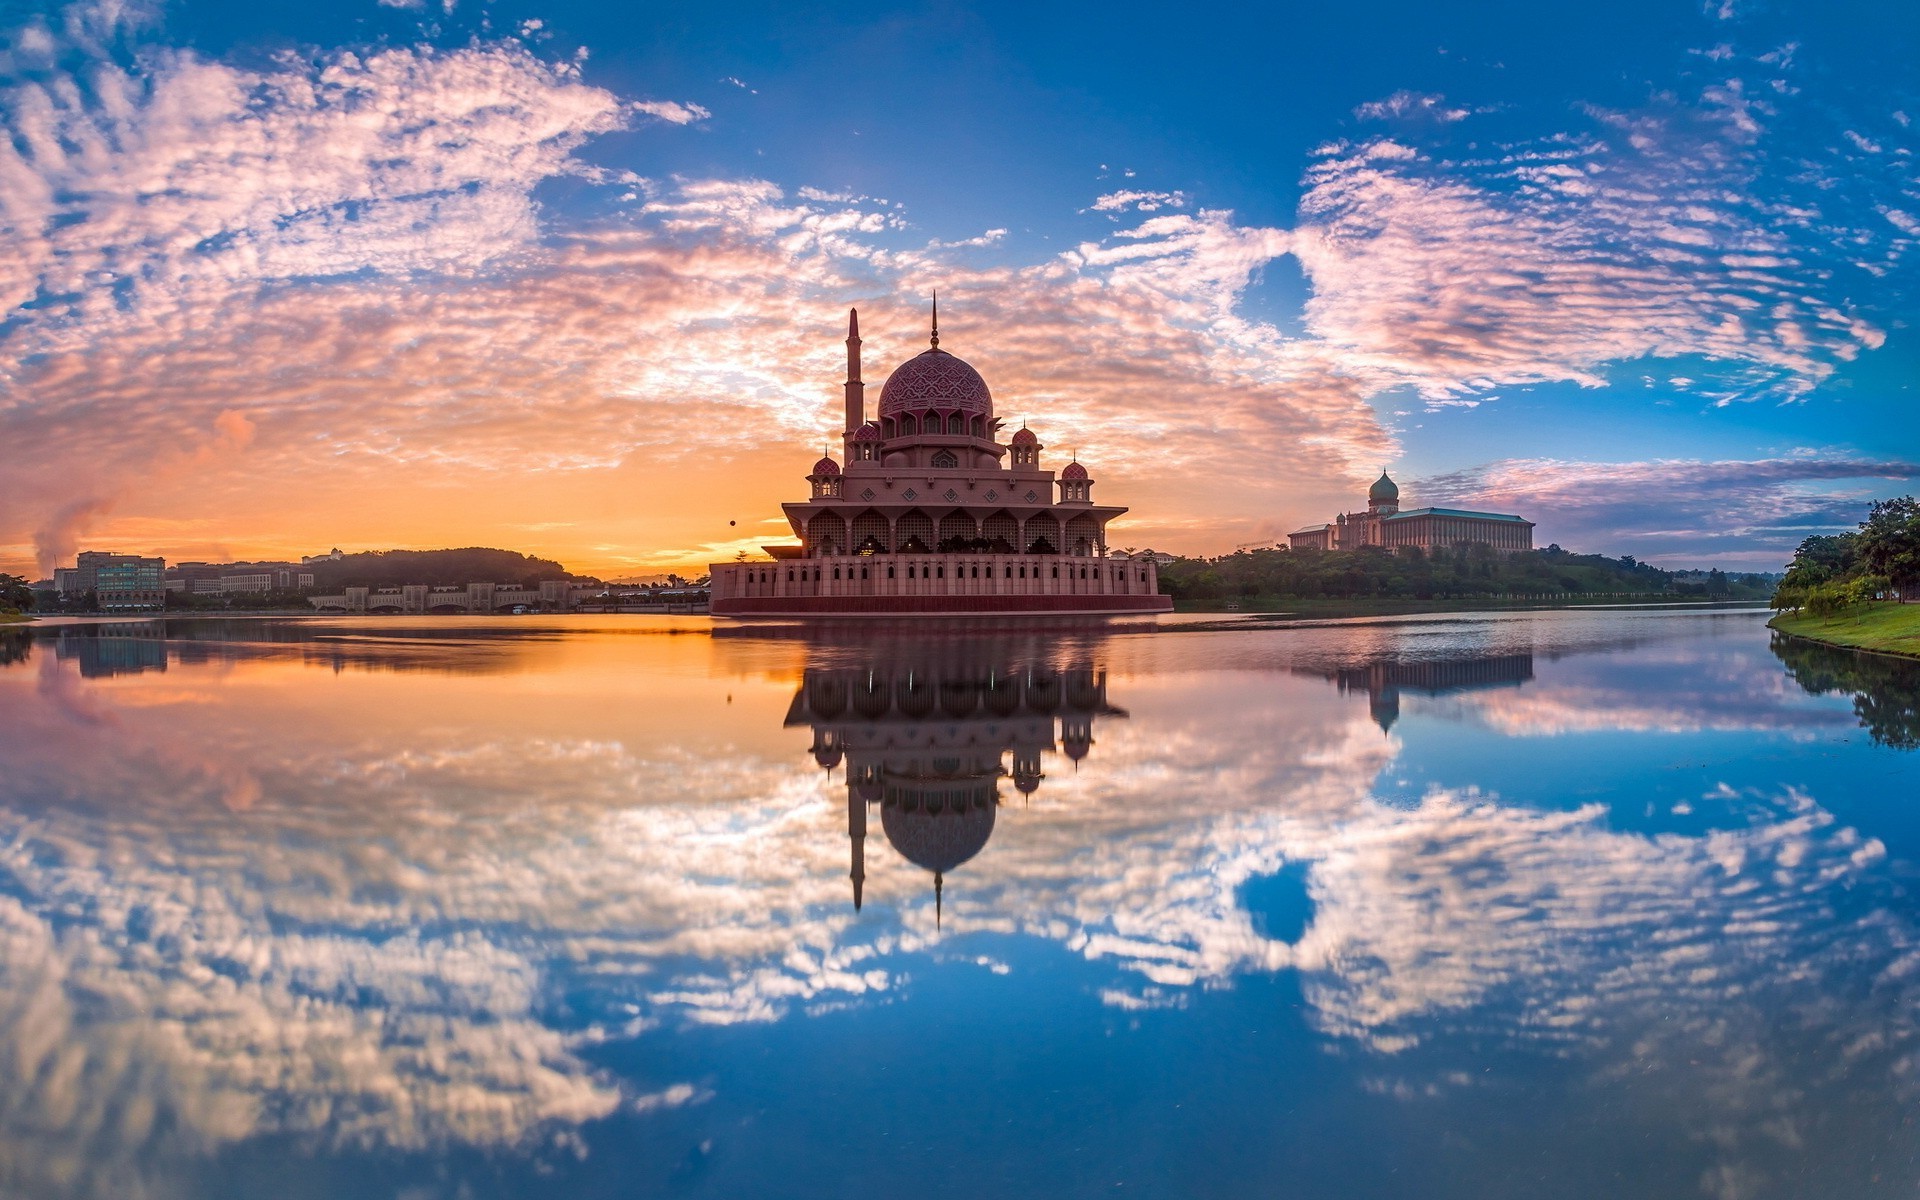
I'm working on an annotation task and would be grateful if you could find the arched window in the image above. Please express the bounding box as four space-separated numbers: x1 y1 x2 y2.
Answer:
971 416 984 438
901 414 917 435
947 413 964 435
931 449 958 468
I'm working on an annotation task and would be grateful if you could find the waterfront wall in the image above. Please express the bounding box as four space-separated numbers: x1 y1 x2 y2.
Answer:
710 554 1170 616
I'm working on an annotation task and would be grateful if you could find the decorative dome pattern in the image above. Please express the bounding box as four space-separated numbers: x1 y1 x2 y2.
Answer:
1369 472 1399 502
881 796 995 875
878 349 993 418
1010 427 1038 446
852 422 882 442
1061 461 1088 480
812 456 841 476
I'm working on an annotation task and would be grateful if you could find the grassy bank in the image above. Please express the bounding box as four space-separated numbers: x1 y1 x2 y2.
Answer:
1769 602 1920 659
0 611 32 625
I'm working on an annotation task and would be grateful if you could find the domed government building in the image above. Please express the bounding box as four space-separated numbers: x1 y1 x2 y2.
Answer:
709 305 1173 616
1287 472 1534 554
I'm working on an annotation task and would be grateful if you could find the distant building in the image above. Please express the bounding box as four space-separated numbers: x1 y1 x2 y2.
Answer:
55 551 167 610
301 547 346 565
1289 473 1533 556
165 562 225 594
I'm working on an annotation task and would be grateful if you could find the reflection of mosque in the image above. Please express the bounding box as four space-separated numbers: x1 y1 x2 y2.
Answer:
1307 653 1535 732
786 662 1126 915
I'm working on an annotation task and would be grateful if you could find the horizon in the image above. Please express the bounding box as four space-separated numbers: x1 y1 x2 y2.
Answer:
5 0 1918 576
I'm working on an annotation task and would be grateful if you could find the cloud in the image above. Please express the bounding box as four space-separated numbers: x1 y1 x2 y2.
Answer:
1293 104 1886 405
632 99 711 125
1088 190 1189 212
1415 454 1920 563
1353 90 1471 124
0 7 1910 573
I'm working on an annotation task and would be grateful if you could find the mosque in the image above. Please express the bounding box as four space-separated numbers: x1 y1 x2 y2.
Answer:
1288 473 1534 555
784 657 1126 916
708 305 1173 617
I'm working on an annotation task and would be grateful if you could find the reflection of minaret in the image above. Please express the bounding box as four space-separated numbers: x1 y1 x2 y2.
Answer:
785 660 1126 913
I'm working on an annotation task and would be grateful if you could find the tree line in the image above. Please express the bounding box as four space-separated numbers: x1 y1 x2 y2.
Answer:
1157 543 1774 603
1772 497 1920 616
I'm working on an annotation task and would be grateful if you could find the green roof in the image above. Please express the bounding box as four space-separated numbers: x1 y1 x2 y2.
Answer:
1383 507 1532 524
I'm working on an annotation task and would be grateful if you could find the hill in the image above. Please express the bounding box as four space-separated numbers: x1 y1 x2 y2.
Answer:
309 548 588 589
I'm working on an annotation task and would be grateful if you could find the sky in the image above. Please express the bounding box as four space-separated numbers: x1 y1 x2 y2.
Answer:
0 0 1916 577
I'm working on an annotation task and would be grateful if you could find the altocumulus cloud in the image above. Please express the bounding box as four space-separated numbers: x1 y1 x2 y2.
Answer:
1417 455 1920 563
0 4 1911 571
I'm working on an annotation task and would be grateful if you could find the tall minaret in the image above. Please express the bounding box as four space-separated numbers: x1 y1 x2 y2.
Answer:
848 784 866 911
843 307 864 439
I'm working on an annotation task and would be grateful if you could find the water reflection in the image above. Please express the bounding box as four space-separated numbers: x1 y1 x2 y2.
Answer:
786 661 1125 913
1301 651 1534 731
1773 629 1920 749
0 614 1915 1198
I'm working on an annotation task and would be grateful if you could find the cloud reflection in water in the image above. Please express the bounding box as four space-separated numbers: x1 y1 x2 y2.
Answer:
0 613 1912 1197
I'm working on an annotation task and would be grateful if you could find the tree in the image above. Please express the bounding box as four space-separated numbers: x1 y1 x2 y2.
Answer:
0 573 33 612
1857 496 1920 600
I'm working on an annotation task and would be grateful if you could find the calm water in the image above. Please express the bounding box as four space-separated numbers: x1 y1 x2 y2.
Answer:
2 608 1918 1200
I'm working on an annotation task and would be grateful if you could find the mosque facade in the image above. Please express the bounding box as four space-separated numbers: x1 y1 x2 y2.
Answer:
708 307 1173 617
1288 473 1534 555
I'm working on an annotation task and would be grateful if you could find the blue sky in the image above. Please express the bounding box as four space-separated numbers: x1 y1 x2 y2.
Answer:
1 0 1916 572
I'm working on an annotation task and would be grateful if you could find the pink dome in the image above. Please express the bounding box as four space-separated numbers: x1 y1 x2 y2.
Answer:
1010 427 1038 446
878 349 993 418
813 456 841 476
853 422 882 442
1061 461 1088 480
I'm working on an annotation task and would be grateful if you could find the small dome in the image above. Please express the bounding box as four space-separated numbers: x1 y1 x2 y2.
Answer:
1061 461 1088 481
879 349 993 418
1010 427 1038 446
813 457 841 476
1369 472 1398 502
853 422 882 442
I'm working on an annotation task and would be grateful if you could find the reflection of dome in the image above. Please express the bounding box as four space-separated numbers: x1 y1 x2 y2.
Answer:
1010 427 1038 446
1061 461 1088 480
1369 472 1398 502
881 797 995 875
853 422 882 442
813 456 840 476
878 350 993 418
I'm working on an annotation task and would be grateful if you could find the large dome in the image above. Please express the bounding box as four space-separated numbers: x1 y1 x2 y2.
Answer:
881 794 995 875
1369 472 1399 502
878 349 993 418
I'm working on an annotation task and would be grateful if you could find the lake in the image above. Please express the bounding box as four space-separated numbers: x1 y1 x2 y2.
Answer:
1 608 1917 1199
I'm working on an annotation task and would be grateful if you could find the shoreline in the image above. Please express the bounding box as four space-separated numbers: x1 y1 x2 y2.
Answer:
1767 604 1920 661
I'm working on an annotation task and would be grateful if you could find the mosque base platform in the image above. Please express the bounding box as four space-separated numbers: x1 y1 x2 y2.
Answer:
710 593 1173 618
709 556 1172 619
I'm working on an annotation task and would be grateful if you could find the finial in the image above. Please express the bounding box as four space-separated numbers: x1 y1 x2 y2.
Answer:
849 307 859 339
930 291 939 350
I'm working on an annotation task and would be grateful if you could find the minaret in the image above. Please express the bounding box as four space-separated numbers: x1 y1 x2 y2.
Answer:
848 784 866 911
843 308 864 438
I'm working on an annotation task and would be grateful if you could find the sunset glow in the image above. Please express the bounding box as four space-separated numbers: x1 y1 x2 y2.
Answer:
3 0 1916 575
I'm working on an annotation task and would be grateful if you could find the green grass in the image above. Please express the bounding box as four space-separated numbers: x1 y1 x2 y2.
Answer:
0 610 31 625
1769 602 1920 659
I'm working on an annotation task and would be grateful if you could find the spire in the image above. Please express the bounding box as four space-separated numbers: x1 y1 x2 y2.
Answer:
930 291 939 350
935 871 943 928
844 306 864 435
